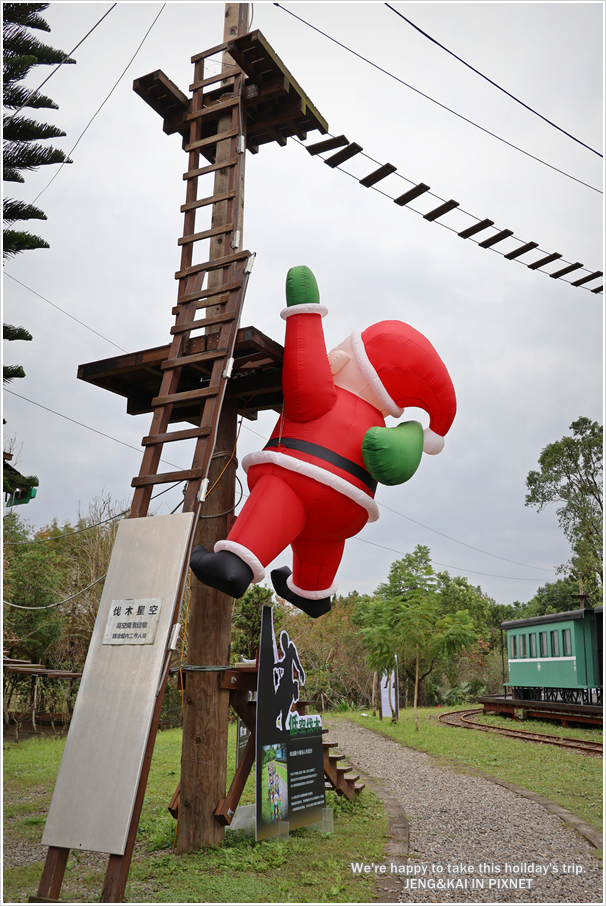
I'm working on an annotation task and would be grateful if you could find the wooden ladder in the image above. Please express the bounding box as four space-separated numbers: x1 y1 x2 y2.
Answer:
129 44 253 521
32 44 256 906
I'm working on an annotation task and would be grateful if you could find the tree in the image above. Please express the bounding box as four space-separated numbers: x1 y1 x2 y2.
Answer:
359 546 478 729
231 584 275 661
2 2 74 479
3 2 74 257
525 418 603 600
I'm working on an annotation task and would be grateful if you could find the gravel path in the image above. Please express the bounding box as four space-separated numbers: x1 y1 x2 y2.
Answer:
326 721 603 903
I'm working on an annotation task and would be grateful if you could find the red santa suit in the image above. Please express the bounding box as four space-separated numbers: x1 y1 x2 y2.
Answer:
218 304 383 600
191 265 457 613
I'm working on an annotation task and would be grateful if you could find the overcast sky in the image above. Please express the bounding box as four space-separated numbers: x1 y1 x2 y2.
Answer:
3 1 603 606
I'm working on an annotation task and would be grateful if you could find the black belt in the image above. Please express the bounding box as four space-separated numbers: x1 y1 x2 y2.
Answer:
263 437 377 494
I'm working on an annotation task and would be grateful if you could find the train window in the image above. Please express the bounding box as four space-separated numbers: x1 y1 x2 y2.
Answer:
510 635 517 658
539 632 548 657
562 628 572 656
550 630 560 657
519 635 527 658
529 633 537 658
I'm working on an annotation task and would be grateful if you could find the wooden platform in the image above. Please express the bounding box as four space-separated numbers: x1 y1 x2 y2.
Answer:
133 29 328 158
78 325 283 424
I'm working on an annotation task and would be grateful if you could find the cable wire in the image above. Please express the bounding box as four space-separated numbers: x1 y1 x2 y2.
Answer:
4 481 185 545
31 4 166 205
4 574 108 610
274 3 601 194
377 502 554 571
354 536 550 581
4 273 128 353
4 3 118 126
384 3 602 158
4 388 185 471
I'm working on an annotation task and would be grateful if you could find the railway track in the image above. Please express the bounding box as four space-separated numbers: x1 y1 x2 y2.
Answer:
439 708 603 756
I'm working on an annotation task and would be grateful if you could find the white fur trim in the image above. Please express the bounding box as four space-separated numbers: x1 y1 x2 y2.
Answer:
214 539 266 583
242 450 380 523
287 575 338 600
423 428 445 455
350 328 404 418
280 303 328 320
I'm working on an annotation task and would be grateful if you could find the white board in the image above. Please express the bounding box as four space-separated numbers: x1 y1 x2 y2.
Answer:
42 513 193 855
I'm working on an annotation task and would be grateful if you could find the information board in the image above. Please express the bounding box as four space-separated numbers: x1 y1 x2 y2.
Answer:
42 513 194 855
255 606 324 841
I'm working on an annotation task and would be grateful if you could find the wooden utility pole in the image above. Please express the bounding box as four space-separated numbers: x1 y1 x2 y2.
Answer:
178 3 249 852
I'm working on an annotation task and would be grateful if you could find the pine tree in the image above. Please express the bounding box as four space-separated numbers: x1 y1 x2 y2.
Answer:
3 2 75 257
3 3 74 492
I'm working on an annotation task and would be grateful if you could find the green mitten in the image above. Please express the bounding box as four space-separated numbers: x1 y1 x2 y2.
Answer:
285 265 320 306
362 421 424 486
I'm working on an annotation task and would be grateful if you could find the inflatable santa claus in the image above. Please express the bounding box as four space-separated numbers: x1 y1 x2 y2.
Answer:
191 265 456 617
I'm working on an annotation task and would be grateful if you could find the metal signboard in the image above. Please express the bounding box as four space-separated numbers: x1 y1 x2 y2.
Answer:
42 513 194 855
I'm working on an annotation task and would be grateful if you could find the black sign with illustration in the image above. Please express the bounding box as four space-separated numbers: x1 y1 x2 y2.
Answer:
255 606 325 841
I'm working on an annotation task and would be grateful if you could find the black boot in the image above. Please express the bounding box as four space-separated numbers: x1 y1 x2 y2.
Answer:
190 545 253 598
270 566 331 618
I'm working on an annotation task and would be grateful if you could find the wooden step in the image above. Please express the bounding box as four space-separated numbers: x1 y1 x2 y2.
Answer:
170 312 235 334
184 127 239 153
141 425 211 446
132 467 202 488
161 347 228 371
175 250 250 280
180 189 235 214
355 782 366 793
343 773 360 784
183 156 238 180
151 385 220 408
178 222 234 245
186 96 240 120
175 280 242 308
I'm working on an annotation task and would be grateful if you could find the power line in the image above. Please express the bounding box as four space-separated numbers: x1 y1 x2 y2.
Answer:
4 481 184 545
384 3 602 159
4 574 107 611
273 3 601 195
377 502 554 572
4 273 128 353
4 3 118 126
32 4 166 205
237 424 556 574
3 388 185 471
354 536 546 582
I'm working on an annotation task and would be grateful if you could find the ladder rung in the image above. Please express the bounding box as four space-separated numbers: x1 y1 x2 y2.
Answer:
161 347 228 370
180 189 235 213
171 312 235 333
183 157 238 180
176 280 242 307
175 250 250 281
142 426 211 446
178 223 234 246
184 128 239 153
151 385 221 408
191 41 230 63
186 97 240 120
189 71 239 91
132 468 202 488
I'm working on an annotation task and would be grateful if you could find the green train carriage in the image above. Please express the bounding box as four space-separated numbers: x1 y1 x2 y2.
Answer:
501 605 602 705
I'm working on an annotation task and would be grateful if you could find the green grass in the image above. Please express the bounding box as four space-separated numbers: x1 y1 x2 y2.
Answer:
337 706 603 831
3 725 385 904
